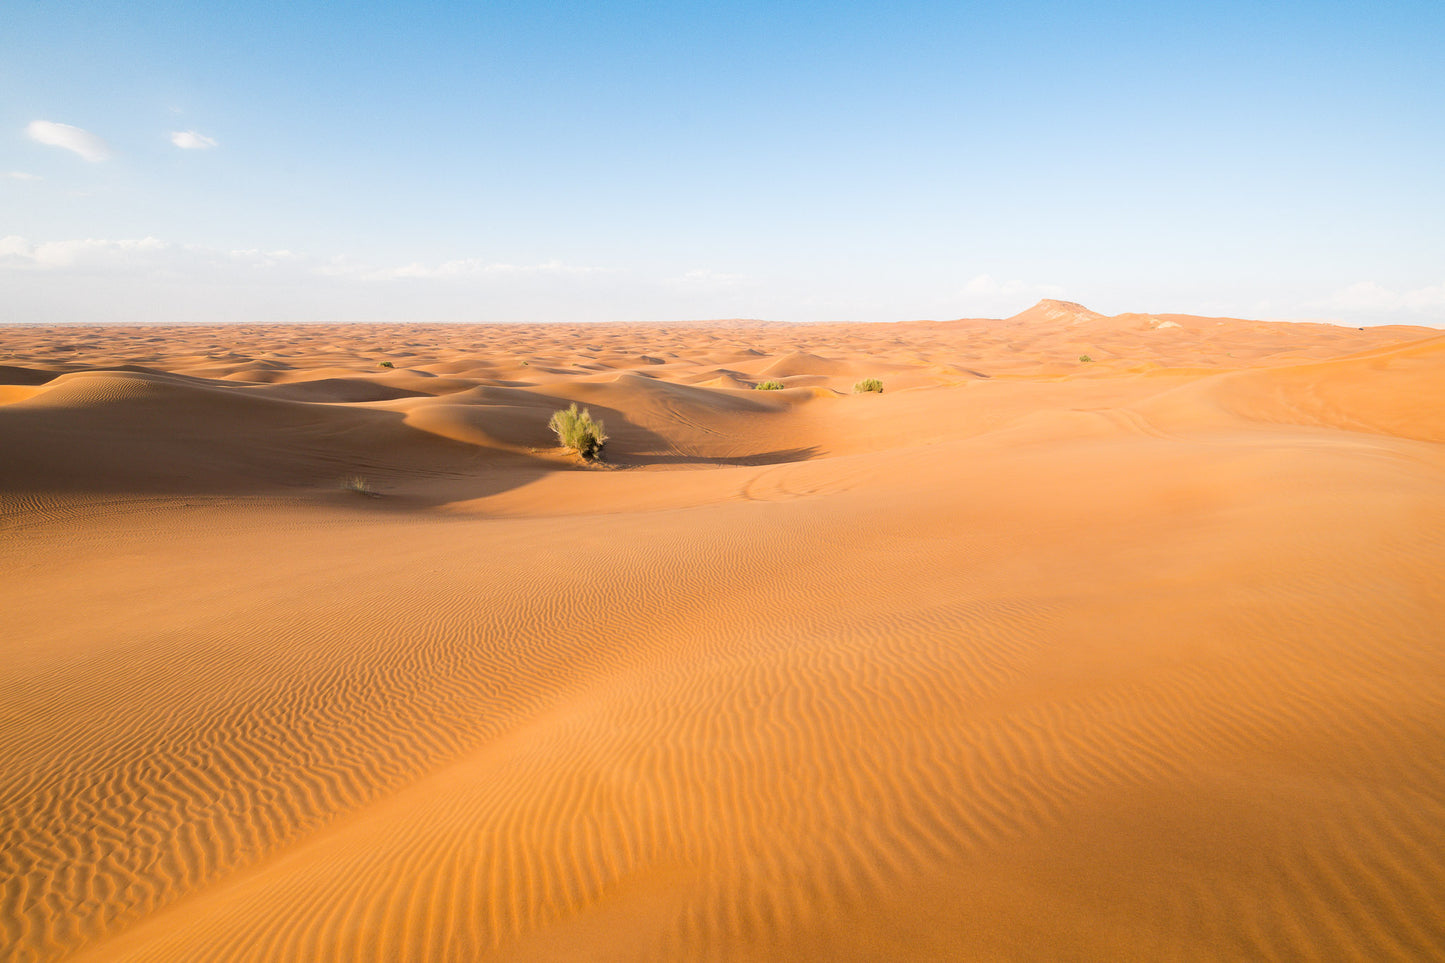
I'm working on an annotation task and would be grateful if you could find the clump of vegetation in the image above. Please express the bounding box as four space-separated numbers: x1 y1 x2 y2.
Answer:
1079 355 1093 363
854 378 884 393
377 360 394 368
341 475 379 497
548 403 608 460
755 380 786 391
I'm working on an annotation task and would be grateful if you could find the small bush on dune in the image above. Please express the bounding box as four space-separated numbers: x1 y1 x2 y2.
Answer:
755 380 786 391
854 378 884 393
548 403 608 460
378 360 394 368
342 475 378 496
1079 355 1093 363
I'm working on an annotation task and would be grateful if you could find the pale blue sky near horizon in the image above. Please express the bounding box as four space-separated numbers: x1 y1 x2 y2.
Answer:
2 0 1442 325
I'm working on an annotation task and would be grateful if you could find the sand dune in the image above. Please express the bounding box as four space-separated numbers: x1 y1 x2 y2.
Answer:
3 302 1444 961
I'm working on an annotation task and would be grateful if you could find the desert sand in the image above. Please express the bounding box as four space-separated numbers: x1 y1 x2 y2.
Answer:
3 300 1444 961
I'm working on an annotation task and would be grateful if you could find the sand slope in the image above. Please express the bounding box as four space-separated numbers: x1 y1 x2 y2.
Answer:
2 304 1444 961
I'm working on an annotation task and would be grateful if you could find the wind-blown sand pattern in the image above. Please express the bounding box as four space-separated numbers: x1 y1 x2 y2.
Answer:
3 301 1444 961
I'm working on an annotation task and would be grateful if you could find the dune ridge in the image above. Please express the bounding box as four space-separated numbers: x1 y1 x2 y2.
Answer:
3 305 1444 961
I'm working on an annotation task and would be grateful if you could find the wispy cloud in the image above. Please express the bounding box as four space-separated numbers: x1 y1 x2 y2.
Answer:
956 274 1064 316
170 130 218 150
0 234 1123 325
4 171 41 181
322 257 609 281
0 235 169 269
0 235 633 322
0 238 604 282
226 247 299 266
671 268 749 286
962 274 1045 297
1314 280 1445 316
26 120 112 162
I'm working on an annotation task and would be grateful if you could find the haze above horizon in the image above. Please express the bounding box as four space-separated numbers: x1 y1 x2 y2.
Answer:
3 0 1441 326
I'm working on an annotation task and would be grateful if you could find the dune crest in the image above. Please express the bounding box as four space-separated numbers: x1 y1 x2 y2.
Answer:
1004 298 1106 327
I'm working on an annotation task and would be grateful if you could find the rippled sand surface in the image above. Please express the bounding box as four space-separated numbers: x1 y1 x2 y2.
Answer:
3 301 1444 961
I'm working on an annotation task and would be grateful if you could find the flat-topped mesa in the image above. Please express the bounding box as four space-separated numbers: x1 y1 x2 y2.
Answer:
1005 299 1107 327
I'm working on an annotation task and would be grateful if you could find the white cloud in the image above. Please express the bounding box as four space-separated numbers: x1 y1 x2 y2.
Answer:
673 268 748 286
0 235 636 322
324 257 608 281
170 130 218 150
957 274 1065 315
962 274 1051 297
963 274 1014 296
2 234 1054 324
227 248 299 266
4 171 41 181
1307 280 1445 325
26 120 112 162
1321 280 1445 312
0 235 170 270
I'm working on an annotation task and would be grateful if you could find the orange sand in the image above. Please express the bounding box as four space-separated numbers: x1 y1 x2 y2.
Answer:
2 301 1444 961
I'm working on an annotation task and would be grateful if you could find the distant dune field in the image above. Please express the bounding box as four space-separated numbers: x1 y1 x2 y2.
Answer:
3 302 1444 961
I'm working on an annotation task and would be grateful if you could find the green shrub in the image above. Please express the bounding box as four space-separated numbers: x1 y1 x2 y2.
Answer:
341 475 378 496
854 378 884 393
755 380 786 391
378 360 394 368
1079 355 1093 363
548 403 608 460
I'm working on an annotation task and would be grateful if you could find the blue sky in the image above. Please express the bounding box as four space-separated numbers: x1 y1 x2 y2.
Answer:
3 0 1442 324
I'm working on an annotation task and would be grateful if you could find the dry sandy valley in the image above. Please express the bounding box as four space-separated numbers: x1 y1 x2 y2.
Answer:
2 300 1444 961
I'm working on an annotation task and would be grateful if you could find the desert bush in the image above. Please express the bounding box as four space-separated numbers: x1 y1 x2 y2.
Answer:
548 403 608 460
342 475 378 496
755 380 786 390
1079 355 1093 363
378 360 394 368
854 378 884 393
